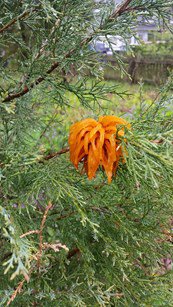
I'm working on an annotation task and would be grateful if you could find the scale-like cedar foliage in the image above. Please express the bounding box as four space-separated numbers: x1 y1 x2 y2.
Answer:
0 0 173 306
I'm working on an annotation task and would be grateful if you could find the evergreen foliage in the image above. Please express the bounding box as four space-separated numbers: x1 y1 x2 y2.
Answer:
0 0 173 305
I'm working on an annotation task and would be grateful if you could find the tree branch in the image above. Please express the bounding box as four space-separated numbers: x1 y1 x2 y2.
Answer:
37 202 52 270
0 8 38 34
7 279 25 306
67 247 80 260
43 147 70 161
3 0 133 103
109 0 133 19
123 5 146 13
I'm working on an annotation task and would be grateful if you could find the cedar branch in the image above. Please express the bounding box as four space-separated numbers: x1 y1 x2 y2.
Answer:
37 202 53 270
108 0 133 19
3 0 133 103
20 230 40 238
0 8 38 34
43 147 70 160
7 279 25 306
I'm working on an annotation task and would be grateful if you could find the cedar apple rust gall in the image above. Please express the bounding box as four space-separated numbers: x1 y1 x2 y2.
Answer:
69 115 130 183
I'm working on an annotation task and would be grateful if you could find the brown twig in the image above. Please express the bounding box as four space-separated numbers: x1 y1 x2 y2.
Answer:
108 0 133 19
0 8 38 34
6 201 70 306
43 242 69 252
123 5 146 12
151 139 164 144
18 202 53 272
20 230 40 238
7 279 25 306
43 147 69 161
67 247 80 260
2 0 135 103
37 202 53 270
56 211 76 220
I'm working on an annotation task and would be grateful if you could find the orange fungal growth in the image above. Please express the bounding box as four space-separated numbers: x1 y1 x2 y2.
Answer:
69 116 130 183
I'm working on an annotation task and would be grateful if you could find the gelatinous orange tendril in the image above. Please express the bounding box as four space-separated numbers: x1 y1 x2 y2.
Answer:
69 115 130 183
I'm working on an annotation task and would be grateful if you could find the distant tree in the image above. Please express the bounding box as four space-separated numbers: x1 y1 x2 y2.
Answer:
0 0 173 305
